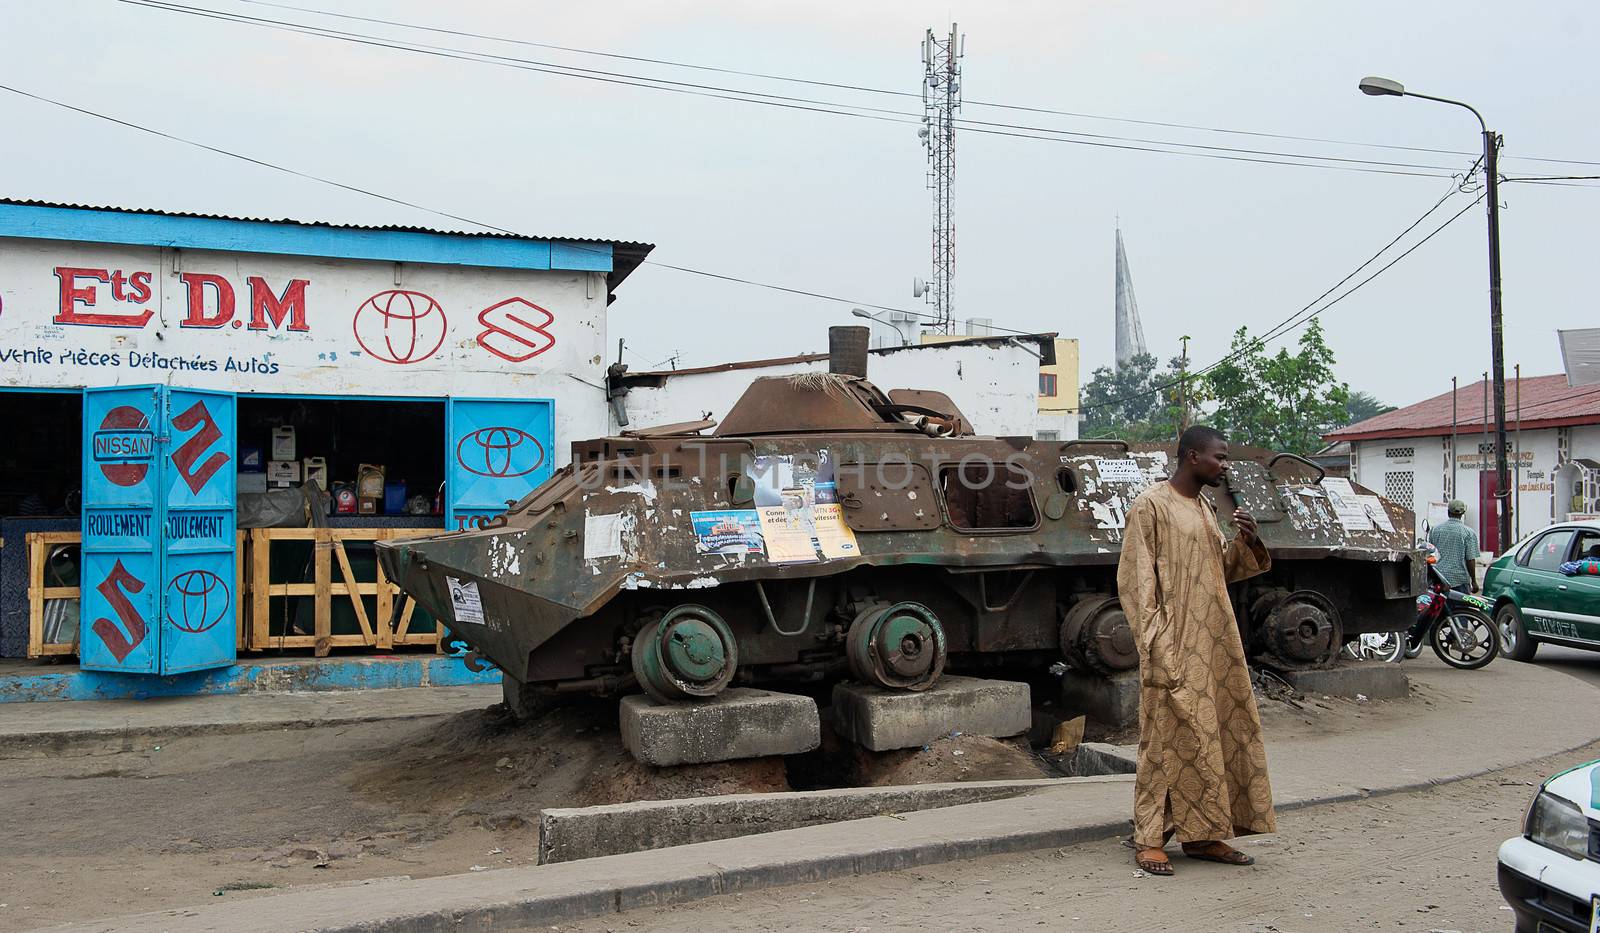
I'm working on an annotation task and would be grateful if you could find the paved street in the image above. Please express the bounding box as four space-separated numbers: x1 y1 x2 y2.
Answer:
553 739 1598 933
1529 645 1600 689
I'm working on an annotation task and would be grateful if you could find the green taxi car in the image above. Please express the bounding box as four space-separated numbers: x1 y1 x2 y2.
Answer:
1483 521 1600 662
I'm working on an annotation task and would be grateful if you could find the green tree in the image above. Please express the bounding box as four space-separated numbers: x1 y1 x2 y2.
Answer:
1342 390 1395 427
1080 352 1201 442
1202 318 1350 455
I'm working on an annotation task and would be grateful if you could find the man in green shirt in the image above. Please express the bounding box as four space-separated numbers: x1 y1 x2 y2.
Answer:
1428 500 1480 593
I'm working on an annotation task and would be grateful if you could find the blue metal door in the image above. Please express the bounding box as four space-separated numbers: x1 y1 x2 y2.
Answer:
80 385 238 675
159 388 237 674
445 398 555 531
81 386 163 673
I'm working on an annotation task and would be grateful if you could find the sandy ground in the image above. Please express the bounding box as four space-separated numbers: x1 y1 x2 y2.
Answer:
0 659 1534 931
550 738 1600 933
0 695 1042 930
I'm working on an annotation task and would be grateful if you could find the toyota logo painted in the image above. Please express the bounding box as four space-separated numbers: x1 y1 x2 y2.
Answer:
165 569 231 634
456 426 546 478
92 405 155 487
352 290 448 365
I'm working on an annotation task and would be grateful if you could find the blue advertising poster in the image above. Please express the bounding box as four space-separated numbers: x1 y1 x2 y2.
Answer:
690 510 764 554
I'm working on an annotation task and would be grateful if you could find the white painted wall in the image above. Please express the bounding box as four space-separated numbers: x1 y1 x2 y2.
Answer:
616 341 1044 437
869 343 1040 436
1034 412 1081 442
620 360 820 429
0 237 611 465
1353 427 1571 550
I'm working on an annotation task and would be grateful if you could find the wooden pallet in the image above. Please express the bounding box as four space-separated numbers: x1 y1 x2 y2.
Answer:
246 527 441 657
26 531 247 658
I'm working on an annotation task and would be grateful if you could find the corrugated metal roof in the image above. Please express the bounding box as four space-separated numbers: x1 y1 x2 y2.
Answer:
616 332 1060 383
1325 374 1600 441
0 197 654 249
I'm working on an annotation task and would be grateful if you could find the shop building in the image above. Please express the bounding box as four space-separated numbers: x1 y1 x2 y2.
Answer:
0 200 651 684
1325 373 1600 555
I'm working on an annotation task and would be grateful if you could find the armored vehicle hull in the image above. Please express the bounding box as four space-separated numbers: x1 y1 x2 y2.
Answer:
376 370 1422 711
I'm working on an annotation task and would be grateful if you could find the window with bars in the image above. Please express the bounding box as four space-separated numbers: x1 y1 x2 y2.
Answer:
1384 446 1415 460
1385 471 1415 510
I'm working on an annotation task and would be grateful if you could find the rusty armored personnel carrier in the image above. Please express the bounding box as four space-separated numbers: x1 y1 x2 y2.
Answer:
376 345 1424 717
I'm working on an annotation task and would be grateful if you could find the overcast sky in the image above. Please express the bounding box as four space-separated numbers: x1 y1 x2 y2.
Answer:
3 0 1596 409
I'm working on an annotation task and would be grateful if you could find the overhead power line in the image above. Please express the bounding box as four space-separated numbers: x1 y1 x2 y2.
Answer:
106 0 1474 180
0 80 1500 403
222 0 1600 170
0 82 1034 338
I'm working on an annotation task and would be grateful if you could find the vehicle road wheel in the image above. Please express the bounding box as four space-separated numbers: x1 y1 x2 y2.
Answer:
1430 608 1499 670
847 601 946 691
630 605 738 704
1496 603 1539 662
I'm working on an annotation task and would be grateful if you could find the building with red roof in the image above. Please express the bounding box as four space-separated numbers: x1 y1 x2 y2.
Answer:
1325 374 1600 554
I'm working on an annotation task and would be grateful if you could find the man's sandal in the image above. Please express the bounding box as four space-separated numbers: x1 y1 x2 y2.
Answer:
1180 841 1254 865
1134 847 1174 876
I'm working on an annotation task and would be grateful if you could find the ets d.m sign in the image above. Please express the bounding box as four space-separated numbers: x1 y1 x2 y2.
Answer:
0 237 594 399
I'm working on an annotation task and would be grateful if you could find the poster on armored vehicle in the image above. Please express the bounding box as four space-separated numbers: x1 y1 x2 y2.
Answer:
745 450 860 562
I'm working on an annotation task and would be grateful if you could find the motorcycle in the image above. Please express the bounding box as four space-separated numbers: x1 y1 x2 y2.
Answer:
1403 544 1499 669
1342 630 1405 663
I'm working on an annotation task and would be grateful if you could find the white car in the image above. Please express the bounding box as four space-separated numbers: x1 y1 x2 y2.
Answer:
1499 757 1600 932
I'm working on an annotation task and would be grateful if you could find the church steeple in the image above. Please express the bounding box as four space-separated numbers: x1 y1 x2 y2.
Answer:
1115 225 1148 368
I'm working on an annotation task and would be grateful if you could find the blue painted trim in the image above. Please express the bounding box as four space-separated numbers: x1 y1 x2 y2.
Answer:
244 392 447 403
0 656 500 702
0 386 82 394
0 203 614 274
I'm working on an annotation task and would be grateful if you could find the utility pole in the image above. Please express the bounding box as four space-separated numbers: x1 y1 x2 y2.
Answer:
1450 376 1458 500
1515 363 1523 541
1358 77 1510 552
1178 335 1191 440
1485 128 1511 551
919 24 963 333
1482 372 1490 534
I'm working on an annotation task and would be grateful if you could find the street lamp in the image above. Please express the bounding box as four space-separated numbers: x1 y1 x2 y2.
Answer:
1359 75 1510 551
851 307 911 347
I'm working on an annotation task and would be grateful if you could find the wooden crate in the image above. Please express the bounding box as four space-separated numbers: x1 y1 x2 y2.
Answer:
246 527 441 657
26 531 247 659
26 531 81 658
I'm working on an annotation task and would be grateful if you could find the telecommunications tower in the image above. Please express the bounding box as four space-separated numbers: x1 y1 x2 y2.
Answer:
918 24 963 333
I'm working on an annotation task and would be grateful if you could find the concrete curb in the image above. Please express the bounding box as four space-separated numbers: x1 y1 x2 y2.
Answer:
0 685 500 758
40 660 1600 933
539 776 1081 864
0 656 500 704
538 743 1138 864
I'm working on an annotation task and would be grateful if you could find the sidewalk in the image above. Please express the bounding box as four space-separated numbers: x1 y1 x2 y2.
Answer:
0 683 500 757
42 658 1600 933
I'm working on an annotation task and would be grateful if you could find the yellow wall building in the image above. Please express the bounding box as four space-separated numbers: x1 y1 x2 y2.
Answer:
918 334 1080 439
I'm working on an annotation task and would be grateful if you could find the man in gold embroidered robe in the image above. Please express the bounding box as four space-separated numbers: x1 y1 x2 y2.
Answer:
1116 426 1276 875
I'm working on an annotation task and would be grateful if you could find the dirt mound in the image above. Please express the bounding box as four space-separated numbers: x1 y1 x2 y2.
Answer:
345 700 794 829
578 754 790 806
350 698 1056 832
853 733 1048 786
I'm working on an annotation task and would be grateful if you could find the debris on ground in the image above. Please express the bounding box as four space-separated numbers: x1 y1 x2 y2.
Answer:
1048 716 1087 756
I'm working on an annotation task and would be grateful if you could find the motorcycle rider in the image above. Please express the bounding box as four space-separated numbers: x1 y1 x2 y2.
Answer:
1428 499 1480 593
